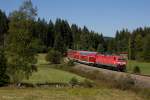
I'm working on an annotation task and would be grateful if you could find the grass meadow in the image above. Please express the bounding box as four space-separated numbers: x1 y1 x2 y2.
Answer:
0 53 149 100
127 60 150 75
22 65 85 84
0 88 143 100
22 54 85 84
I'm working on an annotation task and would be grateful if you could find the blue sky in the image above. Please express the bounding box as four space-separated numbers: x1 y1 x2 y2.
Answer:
0 0 150 37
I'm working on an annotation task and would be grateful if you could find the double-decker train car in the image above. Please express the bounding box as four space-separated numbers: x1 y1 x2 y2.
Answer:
95 54 126 71
67 50 76 60
67 50 127 71
77 51 97 65
67 50 97 64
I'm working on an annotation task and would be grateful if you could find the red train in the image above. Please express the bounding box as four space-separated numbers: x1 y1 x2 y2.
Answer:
67 50 127 71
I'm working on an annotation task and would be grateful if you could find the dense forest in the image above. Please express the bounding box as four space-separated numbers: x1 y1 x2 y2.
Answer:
0 0 150 85
0 1 150 61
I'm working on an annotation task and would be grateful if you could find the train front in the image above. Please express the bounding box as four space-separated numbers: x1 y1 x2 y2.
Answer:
116 57 127 71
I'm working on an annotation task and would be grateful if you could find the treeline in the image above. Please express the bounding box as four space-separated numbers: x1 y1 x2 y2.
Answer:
1 4 150 61
0 11 106 54
0 1 150 61
107 28 150 62
30 18 106 54
0 0 150 86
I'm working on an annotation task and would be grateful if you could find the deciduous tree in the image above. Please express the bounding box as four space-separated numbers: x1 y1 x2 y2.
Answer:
6 0 37 83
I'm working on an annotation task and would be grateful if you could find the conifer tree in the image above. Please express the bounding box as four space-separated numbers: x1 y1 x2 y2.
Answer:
0 9 8 47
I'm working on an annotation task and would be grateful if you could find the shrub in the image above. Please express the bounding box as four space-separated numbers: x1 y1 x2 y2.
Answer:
133 66 141 74
46 49 62 64
82 79 95 88
67 60 75 66
69 77 79 87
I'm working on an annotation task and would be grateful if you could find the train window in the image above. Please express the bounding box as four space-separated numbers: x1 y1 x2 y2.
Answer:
80 51 97 55
80 52 88 55
118 58 125 61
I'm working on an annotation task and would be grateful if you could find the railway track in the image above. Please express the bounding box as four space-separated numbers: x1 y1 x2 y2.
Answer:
76 61 150 77
74 62 150 89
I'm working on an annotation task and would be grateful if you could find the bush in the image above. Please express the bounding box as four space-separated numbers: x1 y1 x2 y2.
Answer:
82 79 95 88
133 66 141 74
69 77 79 87
67 60 75 66
46 49 62 64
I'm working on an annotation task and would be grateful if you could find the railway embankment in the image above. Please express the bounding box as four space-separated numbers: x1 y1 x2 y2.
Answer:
73 63 150 89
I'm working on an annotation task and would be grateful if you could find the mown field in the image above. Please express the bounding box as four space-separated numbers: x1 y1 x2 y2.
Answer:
0 88 143 100
127 60 150 75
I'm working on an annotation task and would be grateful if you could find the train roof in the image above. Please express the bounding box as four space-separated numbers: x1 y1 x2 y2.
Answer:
79 51 98 55
97 53 124 58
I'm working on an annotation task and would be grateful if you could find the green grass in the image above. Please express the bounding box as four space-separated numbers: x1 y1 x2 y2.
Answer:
0 53 149 100
36 53 49 65
22 54 84 84
37 53 150 75
0 88 144 100
22 65 84 84
8 53 148 100
127 60 150 75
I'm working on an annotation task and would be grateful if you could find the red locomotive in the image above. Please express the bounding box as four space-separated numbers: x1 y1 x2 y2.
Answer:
67 50 127 71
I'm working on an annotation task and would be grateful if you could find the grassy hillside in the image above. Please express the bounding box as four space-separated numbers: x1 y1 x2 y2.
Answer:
0 88 143 100
0 53 149 100
22 54 84 84
22 65 84 84
127 60 150 75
